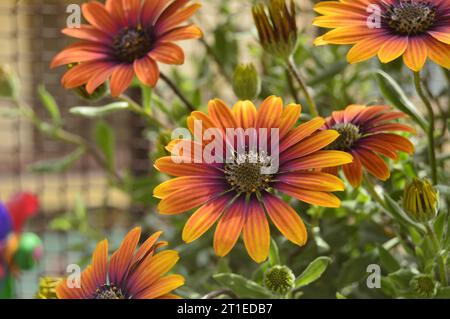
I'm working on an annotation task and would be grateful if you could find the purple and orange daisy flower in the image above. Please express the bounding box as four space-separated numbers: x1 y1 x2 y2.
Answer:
153 96 353 263
56 227 184 299
313 0 450 71
51 0 202 97
322 104 415 187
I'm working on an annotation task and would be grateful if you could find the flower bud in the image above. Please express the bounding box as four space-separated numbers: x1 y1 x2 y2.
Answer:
67 64 107 101
252 0 298 60
0 64 19 98
36 276 63 299
403 178 438 223
263 265 295 295
232 63 261 101
410 274 437 298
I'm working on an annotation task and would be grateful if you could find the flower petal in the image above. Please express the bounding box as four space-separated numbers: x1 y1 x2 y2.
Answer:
159 24 203 42
149 42 185 65
263 193 307 246
353 148 390 181
347 36 387 64
279 103 302 139
255 96 283 131
277 172 345 192
243 198 270 263
213 197 246 257
134 56 160 87
91 239 108 289
276 182 341 207
342 151 363 187
154 156 221 177
134 274 184 299
232 100 257 129
280 117 325 152
208 99 238 132
281 150 353 171
182 194 232 243
154 176 223 199
110 64 135 97
82 1 118 34
61 25 112 43
378 36 408 63
403 37 428 72
156 3 202 35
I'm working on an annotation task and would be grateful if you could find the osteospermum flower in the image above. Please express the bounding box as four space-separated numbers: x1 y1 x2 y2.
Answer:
154 96 353 263
56 227 184 299
313 0 450 71
322 104 415 187
51 0 202 97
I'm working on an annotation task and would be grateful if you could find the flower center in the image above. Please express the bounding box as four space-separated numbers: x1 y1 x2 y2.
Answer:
385 1 436 35
93 284 125 299
224 151 273 193
327 123 361 151
113 26 153 63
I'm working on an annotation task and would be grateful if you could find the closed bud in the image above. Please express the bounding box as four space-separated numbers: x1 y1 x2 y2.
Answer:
67 64 107 101
263 265 295 295
252 0 298 60
0 64 19 99
232 63 261 100
403 178 438 223
36 276 62 299
410 274 437 298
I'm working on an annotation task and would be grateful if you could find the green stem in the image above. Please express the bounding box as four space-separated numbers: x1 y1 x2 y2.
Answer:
425 223 448 286
119 94 167 129
16 99 124 184
286 57 318 117
413 71 437 185
160 72 195 112
363 173 386 209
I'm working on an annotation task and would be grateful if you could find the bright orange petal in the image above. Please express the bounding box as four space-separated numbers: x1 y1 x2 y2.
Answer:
213 197 246 257
342 151 363 187
403 37 428 71
182 194 231 243
263 193 307 246
255 96 283 131
81 2 118 33
110 64 135 97
232 100 257 129
280 117 325 152
243 198 270 263
277 172 345 192
159 24 203 42
281 150 353 171
279 103 302 139
134 56 160 87
354 148 390 181
276 182 341 207
149 42 185 65
347 36 386 64
378 36 408 63
154 176 222 199
134 274 184 299
208 99 238 132
91 239 108 289
154 156 221 177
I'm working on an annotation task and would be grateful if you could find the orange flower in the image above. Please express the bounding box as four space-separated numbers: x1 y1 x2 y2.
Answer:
153 96 353 263
51 0 202 97
322 104 415 187
313 0 450 71
56 227 183 299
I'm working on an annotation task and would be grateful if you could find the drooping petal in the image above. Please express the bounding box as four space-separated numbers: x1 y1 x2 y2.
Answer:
213 197 246 257
85 64 116 94
342 151 363 187
347 36 387 64
353 148 390 181
110 64 135 97
425 36 450 69
377 36 408 63
263 193 307 246
182 194 232 243
242 198 270 263
134 56 160 87
403 37 428 72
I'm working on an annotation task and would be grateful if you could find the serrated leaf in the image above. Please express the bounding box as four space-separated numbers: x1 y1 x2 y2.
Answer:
38 86 61 126
70 102 129 118
28 148 85 173
213 273 273 299
94 121 115 171
295 256 332 288
374 70 427 131
377 245 400 273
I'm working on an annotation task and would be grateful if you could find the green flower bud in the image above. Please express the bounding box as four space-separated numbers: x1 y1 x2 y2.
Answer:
252 0 298 60
403 178 438 223
232 63 261 101
410 274 437 298
0 64 19 99
36 276 62 299
13 232 43 270
263 265 295 295
67 64 107 101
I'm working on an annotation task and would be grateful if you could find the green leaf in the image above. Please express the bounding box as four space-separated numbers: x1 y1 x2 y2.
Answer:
377 245 400 273
38 86 61 126
70 102 129 118
295 256 332 288
28 147 85 173
436 287 450 298
94 121 115 171
268 238 280 266
374 70 428 131
213 273 273 299
433 210 446 241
